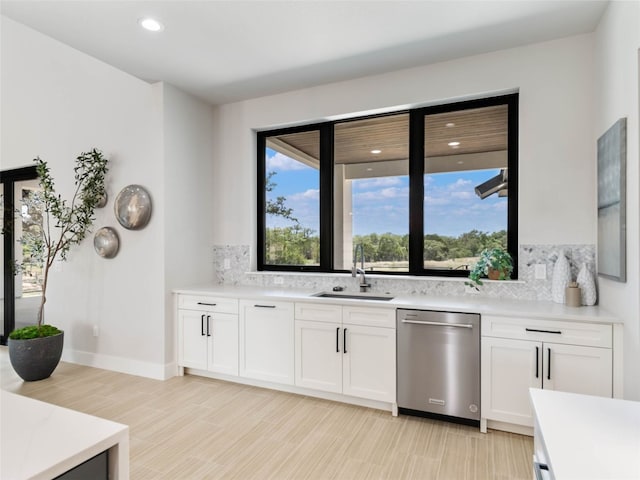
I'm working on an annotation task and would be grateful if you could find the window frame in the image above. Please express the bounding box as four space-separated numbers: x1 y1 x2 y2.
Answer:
257 93 518 278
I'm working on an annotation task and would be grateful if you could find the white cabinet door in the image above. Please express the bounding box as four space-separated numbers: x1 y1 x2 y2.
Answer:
544 343 612 397
342 325 396 402
295 320 342 393
208 313 239 376
178 310 208 370
481 336 542 427
239 300 294 385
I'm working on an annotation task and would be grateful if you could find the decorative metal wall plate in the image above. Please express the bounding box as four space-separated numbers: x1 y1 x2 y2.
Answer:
94 227 119 258
96 191 108 208
114 184 152 230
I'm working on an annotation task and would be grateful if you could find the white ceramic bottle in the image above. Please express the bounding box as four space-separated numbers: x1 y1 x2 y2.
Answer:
577 263 597 306
551 250 572 304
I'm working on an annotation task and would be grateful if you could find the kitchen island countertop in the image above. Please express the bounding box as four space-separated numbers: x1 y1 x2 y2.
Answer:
530 388 640 479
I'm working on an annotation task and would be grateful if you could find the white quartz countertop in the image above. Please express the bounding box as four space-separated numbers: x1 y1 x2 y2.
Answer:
174 284 620 324
530 388 640 479
1 390 129 480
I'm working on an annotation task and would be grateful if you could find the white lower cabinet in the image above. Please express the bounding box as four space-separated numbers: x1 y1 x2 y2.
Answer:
208 313 239 375
295 320 342 393
294 303 396 403
341 324 396 402
481 315 613 429
239 300 295 385
178 310 209 370
177 296 239 375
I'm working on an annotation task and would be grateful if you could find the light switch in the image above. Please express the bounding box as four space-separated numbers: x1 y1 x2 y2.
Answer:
534 263 547 280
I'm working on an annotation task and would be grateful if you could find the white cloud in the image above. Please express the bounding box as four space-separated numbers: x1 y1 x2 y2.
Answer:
353 177 402 190
354 186 408 201
266 152 309 171
425 195 451 206
450 178 473 189
290 189 320 201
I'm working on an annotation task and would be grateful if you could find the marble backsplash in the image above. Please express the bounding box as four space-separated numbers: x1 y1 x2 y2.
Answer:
213 244 597 302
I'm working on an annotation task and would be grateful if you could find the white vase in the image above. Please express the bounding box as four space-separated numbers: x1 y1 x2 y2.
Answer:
577 263 597 306
551 251 571 304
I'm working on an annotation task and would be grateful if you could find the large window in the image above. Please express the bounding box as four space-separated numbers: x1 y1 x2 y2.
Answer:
257 94 518 277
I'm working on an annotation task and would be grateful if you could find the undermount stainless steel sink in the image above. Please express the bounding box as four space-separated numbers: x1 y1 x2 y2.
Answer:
311 291 394 301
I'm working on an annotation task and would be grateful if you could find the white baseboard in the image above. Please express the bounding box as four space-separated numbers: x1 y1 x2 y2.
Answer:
62 349 176 380
486 419 533 436
183 367 395 413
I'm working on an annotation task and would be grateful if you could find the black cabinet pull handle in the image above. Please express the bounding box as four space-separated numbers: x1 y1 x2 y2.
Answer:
200 314 205 336
343 328 348 354
526 328 562 335
547 348 551 380
535 346 539 378
207 315 211 337
336 327 340 352
197 302 217 306
254 304 276 308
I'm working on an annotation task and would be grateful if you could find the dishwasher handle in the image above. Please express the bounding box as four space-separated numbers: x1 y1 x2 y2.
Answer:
400 319 474 329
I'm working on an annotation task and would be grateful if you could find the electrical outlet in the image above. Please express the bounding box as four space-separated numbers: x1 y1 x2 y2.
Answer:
274 276 284 285
223 258 231 270
534 263 547 280
92 325 100 337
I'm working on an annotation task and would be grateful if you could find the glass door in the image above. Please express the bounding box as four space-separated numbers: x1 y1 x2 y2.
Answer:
1 167 39 344
15 179 43 331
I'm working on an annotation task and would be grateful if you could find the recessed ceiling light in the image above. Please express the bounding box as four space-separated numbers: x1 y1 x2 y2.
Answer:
446 122 455 127
366 167 373 172
448 141 460 147
457 160 464 165
139 17 164 32
370 149 382 154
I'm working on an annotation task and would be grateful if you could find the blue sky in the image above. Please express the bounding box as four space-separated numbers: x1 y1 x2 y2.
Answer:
266 148 507 237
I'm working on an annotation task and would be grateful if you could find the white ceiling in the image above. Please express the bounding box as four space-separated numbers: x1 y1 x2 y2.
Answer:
1 0 608 105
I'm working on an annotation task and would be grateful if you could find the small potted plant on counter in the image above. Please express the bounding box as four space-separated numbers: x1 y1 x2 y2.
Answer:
8 149 108 381
467 247 514 289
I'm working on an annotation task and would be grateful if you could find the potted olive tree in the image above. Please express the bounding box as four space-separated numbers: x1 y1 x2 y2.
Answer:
8 149 108 381
467 247 514 289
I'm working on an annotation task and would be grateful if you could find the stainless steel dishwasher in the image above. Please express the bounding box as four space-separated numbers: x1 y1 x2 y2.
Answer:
397 309 480 425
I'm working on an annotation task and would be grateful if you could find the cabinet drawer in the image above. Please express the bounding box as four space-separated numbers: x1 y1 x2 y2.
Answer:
482 315 611 348
178 295 238 314
295 302 342 323
342 306 395 328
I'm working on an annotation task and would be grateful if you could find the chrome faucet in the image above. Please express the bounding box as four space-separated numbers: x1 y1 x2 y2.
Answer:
352 244 371 292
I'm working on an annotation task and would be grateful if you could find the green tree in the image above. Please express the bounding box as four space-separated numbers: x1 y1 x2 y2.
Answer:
424 238 448 261
265 171 298 223
378 233 405 261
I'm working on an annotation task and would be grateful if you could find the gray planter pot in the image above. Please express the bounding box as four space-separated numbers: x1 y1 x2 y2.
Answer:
8 331 64 381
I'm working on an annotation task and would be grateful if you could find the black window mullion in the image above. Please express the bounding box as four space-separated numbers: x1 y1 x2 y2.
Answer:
256 133 267 269
319 124 333 272
409 109 425 274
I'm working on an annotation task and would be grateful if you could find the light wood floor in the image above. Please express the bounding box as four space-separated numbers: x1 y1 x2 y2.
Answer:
1 348 532 479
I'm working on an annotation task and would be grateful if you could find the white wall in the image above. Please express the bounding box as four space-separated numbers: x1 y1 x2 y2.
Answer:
594 1 640 400
1 16 215 379
212 34 596 260
161 83 216 373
